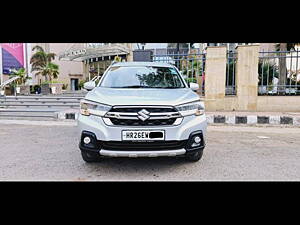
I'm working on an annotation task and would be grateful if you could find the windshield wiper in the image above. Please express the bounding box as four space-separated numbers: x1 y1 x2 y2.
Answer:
154 87 182 89
111 86 183 89
112 85 151 88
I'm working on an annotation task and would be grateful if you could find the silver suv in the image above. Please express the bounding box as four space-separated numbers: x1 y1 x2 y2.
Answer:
78 62 207 162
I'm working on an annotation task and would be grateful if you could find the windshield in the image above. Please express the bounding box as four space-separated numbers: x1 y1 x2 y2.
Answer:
100 66 186 88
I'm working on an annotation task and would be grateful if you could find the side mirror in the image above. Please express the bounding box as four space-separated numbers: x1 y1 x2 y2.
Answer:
84 81 96 91
189 82 199 91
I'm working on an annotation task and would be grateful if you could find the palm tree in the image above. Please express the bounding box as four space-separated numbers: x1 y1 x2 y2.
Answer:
34 62 59 83
8 68 31 95
30 45 58 82
48 63 59 80
275 43 299 93
10 68 31 86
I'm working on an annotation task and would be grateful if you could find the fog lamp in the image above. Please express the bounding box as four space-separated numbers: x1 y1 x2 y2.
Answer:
194 136 201 144
83 136 91 144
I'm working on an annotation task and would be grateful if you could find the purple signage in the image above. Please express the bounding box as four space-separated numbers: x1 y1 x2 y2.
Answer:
1 43 25 74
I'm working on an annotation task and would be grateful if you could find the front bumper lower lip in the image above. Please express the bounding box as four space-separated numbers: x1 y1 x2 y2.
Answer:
99 149 186 157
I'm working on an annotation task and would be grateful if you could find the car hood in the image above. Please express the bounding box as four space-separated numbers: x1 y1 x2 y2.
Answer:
85 87 200 106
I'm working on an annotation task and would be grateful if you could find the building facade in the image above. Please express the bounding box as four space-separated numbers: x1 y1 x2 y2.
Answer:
1 43 133 92
58 43 133 90
30 43 84 91
2 43 294 93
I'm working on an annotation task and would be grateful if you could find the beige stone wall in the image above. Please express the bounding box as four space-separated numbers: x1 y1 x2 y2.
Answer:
223 96 238 111
235 45 260 111
204 46 227 111
205 96 300 112
49 43 84 90
259 43 276 52
126 43 133 62
257 96 300 112
203 44 300 112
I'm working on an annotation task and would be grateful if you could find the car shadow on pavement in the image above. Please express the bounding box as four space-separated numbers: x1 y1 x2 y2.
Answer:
81 156 196 175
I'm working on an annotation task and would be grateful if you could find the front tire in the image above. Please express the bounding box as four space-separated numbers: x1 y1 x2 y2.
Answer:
186 150 203 162
81 151 101 163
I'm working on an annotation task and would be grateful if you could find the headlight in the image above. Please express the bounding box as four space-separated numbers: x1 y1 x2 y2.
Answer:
175 101 205 117
80 100 111 116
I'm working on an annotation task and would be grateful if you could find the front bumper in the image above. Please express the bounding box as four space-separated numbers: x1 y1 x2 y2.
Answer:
77 114 207 142
79 131 205 158
77 113 207 157
99 149 187 158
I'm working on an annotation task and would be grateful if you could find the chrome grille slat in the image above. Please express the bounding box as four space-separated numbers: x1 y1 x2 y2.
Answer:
112 105 174 109
105 112 181 120
106 106 181 126
106 112 180 116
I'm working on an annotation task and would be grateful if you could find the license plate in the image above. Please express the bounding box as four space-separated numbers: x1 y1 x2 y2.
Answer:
122 130 165 141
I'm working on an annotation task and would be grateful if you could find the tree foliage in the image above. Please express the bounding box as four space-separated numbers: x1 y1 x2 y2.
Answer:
34 62 59 82
275 43 299 51
30 45 59 82
258 60 279 85
9 68 32 86
275 43 300 92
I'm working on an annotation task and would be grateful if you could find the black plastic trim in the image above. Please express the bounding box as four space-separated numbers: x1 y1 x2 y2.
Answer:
79 131 99 152
99 140 188 151
185 130 205 151
79 130 206 155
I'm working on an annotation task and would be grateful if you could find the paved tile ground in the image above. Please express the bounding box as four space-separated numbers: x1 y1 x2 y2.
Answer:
206 112 300 126
0 122 299 181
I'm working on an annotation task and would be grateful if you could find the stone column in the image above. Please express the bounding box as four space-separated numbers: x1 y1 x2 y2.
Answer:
126 43 133 62
204 46 227 111
235 45 260 111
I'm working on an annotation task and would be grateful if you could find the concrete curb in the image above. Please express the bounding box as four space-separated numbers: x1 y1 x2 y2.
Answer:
207 114 300 127
55 111 300 127
54 111 79 120
56 112 300 127
0 119 77 126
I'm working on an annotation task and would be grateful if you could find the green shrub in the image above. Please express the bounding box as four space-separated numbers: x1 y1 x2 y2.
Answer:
185 77 197 84
41 80 60 85
62 83 68 90
258 61 279 85
226 59 235 86
79 80 85 90
31 85 41 94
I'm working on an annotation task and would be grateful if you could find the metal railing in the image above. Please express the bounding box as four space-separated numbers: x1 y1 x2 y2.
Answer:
226 51 237 95
152 52 206 96
258 50 300 95
149 48 202 55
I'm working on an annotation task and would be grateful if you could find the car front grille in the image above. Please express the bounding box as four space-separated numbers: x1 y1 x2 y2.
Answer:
110 107 177 113
105 106 182 126
109 118 177 126
99 140 188 151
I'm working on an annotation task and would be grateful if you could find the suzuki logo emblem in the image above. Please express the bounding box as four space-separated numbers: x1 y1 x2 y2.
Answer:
137 109 150 121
